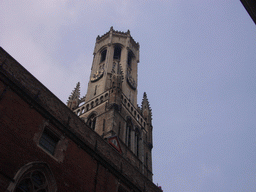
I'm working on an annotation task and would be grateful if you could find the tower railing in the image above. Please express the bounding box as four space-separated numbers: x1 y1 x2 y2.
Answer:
74 90 110 116
121 93 146 128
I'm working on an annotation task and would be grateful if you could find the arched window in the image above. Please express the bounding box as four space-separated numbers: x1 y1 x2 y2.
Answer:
100 49 107 62
91 101 94 108
127 51 133 68
114 46 121 60
81 107 85 114
134 131 140 157
146 152 148 167
118 122 121 137
15 170 47 192
100 96 104 103
7 162 57 192
125 117 132 149
87 114 97 130
102 119 105 132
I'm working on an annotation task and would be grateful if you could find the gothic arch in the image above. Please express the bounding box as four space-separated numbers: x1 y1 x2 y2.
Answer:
97 46 107 74
98 45 108 55
113 43 124 50
134 126 141 157
113 44 123 60
100 49 107 63
125 116 133 149
7 162 57 192
127 50 135 68
87 112 98 130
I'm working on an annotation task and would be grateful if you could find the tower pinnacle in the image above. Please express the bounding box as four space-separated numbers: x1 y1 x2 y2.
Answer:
67 82 80 110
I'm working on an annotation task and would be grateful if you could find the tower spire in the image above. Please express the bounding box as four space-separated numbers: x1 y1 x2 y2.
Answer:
142 92 152 122
67 82 80 110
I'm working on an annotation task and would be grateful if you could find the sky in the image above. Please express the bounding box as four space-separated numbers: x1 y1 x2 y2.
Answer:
1 1 256 191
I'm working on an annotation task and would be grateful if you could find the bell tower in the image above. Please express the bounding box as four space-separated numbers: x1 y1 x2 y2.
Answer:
67 27 154 180
85 26 139 105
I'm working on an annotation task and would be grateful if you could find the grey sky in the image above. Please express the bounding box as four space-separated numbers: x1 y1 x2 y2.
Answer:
1 1 256 191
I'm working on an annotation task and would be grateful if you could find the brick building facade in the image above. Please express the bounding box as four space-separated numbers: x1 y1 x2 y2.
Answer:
0 28 162 192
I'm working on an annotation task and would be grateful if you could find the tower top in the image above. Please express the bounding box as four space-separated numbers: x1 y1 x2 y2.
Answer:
96 27 140 50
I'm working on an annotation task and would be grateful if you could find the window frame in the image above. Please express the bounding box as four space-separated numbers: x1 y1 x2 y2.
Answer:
100 49 107 63
87 113 97 130
113 46 122 60
7 162 57 192
125 118 133 149
34 121 67 162
39 128 59 156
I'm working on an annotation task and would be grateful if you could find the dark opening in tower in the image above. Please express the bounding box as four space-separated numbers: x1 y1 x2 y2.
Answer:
87 114 97 130
100 49 107 62
125 117 132 149
127 51 134 68
114 46 121 60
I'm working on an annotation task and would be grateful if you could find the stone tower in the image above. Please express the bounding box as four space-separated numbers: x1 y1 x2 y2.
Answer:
67 27 154 180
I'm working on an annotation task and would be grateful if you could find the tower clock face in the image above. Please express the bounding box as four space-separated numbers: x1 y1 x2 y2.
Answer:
91 69 104 82
127 72 136 90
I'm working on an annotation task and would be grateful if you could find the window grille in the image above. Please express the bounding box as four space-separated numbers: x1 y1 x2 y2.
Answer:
39 129 59 155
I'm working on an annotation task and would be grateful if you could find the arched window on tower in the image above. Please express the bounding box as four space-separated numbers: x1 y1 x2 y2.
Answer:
87 113 97 130
134 130 140 157
127 51 133 69
114 46 121 60
125 118 132 149
146 152 148 168
100 49 107 63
